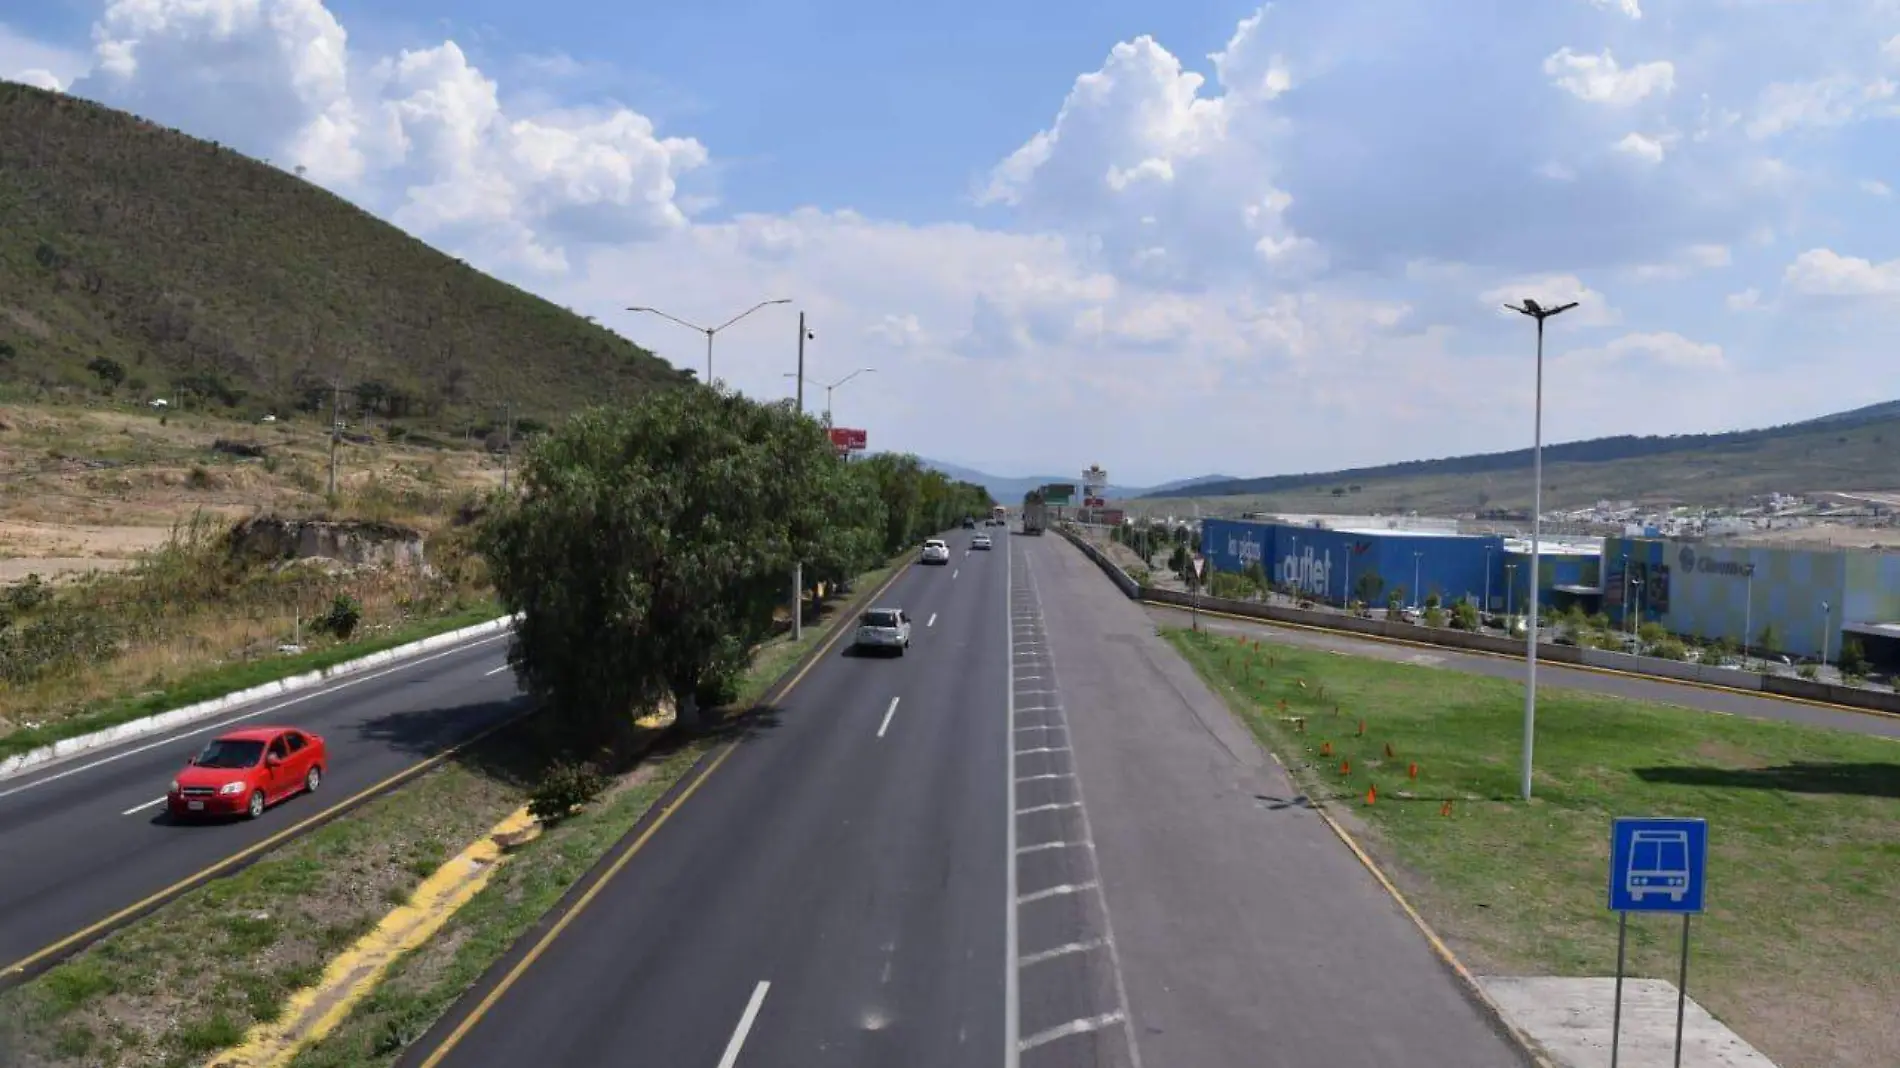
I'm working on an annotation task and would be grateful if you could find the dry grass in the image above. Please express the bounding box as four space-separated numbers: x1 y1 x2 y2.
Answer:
0 401 503 750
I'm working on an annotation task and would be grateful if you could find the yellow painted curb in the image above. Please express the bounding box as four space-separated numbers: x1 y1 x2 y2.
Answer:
204 806 540 1068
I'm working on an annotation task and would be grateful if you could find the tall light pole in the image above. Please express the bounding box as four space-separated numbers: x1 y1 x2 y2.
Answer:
627 298 792 385
790 312 816 642
1820 600 1832 667
1505 296 1578 802
1742 568 1754 667
786 367 876 428
1483 545 1493 616
1413 551 1423 610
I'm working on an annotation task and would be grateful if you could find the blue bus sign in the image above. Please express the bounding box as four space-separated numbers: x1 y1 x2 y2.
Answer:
1608 817 1707 914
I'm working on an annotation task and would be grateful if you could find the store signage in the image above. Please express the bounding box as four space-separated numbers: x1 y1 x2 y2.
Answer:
1676 546 1755 579
1281 544 1333 597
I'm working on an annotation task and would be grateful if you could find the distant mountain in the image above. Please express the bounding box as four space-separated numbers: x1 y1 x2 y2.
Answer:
1137 399 1900 513
918 460 1233 503
1143 473 1239 495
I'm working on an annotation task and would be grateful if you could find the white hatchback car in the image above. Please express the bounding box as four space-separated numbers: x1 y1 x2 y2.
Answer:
972 533 992 550
853 607 912 655
921 538 951 564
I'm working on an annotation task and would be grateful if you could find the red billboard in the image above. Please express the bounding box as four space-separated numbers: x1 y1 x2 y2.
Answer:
1084 496 1106 508
828 427 868 452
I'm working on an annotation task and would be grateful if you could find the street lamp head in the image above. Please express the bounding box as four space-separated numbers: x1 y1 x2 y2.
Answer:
1505 299 1580 321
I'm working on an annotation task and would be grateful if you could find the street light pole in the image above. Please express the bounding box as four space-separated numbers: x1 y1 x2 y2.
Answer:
785 367 876 430
1413 551 1423 610
1505 296 1578 802
627 298 793 385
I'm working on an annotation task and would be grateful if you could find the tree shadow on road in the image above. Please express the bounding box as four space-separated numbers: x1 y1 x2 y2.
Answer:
1633 761 1900 799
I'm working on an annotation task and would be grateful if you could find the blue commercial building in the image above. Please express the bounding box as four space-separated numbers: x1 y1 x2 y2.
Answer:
1200 518 1510 609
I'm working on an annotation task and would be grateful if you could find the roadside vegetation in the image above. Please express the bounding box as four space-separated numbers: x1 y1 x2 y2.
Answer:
0 378 985 1068
1166 628 1900 1068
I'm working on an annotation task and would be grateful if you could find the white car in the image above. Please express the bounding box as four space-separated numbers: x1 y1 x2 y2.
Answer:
854 607 912 655
921 539 951 565
972 533 992 550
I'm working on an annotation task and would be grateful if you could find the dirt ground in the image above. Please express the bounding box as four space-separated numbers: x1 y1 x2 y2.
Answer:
0 402 503 583
1720 521 1900 551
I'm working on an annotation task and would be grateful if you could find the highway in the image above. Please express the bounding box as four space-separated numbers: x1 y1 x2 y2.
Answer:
1145 604 1900 740
400 530 1526 1068
0 632 525 978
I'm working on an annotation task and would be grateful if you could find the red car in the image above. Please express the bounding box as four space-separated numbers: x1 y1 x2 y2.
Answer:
167 726 326 820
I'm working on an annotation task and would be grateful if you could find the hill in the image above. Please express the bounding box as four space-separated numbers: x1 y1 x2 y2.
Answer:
1138 403 1900 515
0 81 688 432
918 460 1234 503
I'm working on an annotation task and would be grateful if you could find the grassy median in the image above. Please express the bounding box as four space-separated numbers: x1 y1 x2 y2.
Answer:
1165 628 1900 1068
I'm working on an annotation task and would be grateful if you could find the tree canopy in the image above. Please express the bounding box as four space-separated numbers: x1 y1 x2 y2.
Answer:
479 385 992 740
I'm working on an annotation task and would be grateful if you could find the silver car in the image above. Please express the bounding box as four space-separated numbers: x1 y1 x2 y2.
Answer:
854 607 912 655
972 533 992 550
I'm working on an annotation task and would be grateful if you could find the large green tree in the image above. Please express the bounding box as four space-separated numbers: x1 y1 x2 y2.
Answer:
480 387 875 738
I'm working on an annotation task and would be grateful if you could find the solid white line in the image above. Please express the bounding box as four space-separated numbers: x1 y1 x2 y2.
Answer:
1004 542 1020 1068
1019 938 1105 968
0 635 507 803
877 697 901 738
927 613 937 628
484 663 511 676
1019 1012 1127 1053
715 981 771 1068
121 796 166 816
1015 773 1073 784
1016 839 1090 855
1017 881 1098 905
1015 802 1081 815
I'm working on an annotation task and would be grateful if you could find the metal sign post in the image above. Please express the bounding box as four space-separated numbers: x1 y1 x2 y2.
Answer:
1191 555 1206 632
1606 816 1708 1068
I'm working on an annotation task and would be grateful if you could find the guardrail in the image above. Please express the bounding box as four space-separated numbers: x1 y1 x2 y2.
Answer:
1055 527 1900 717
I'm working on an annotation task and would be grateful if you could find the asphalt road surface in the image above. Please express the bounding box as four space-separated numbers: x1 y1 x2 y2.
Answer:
403 528 1527 1068
1144 604 1900 740
405 530 1014 1068
0 632 524 976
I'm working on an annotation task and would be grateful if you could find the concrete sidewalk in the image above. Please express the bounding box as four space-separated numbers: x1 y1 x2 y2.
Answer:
1021 534 1529 1068
1483 978 1780 1068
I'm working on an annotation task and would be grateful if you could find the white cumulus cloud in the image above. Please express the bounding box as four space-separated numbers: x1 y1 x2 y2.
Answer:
1543 48 1675 106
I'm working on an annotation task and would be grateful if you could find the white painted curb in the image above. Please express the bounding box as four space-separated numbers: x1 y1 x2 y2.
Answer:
0 614 520 783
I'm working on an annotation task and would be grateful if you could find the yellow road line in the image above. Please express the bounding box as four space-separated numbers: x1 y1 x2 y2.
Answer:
1306 799 1561 1068
0 710 530 981
205 807 540 1068
1152 599 1900 723
413 558 914 1067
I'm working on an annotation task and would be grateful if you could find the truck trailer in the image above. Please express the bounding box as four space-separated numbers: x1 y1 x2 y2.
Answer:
1021 490 1048 535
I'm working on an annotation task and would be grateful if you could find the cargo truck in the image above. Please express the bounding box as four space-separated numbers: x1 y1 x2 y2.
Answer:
1021 490 1047 535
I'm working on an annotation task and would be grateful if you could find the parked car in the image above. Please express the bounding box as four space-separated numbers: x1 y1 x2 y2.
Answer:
168 727 326 820
853 607 913 655
921 539 951 564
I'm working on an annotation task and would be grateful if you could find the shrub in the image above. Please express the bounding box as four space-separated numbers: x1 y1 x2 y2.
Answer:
1838 636 1868 678
1637 621 1666 645
1423 606 1445 628
1797 663 1819 681
692 635 748 712
314 593 362 640
1128 565 1151 587
1450 600 1480 631
1651 638 1688 661
186 464 214 489
1424 592 1441 610
527 760 608 824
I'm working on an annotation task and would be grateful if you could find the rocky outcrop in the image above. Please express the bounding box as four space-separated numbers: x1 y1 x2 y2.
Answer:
227 516 426 570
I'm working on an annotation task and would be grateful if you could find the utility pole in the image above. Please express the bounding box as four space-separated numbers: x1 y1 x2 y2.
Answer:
327 380 341 498
792 312 807 641
500 402 514 493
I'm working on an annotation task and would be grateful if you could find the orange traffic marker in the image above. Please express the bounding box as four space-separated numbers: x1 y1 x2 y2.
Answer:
1365 784 1377 805
1320 741 1332 757
1408 762 1419 779
1339 758 1351 776
1439 800 1454 817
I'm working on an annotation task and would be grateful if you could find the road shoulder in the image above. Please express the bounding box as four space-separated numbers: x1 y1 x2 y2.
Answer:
1024 535 1528 1068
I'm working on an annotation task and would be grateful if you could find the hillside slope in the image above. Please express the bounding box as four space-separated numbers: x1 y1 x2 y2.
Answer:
1146 403 1900 510
0 81 687 428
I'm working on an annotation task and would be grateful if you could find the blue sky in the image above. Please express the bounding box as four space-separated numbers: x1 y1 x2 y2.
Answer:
4 0 1899 486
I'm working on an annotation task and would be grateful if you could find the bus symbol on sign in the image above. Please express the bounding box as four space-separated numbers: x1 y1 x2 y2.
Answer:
1608 817 1707 914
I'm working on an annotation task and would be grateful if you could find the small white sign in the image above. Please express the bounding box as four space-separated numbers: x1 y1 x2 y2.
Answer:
1192 556 1205 578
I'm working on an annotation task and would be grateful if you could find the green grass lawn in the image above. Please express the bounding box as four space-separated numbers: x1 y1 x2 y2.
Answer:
1166 628 1900 1068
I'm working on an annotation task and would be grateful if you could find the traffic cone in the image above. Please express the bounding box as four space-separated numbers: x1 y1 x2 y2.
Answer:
1340 759 1351 776
1408 762 1419 779
1320 741 1332 757
1439 800 1453 817
1365 784 1377 805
